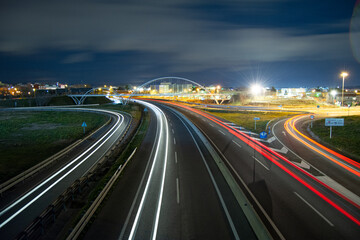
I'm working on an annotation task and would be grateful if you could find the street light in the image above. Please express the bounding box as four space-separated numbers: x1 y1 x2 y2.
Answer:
340 72 348 106
251 84 262 95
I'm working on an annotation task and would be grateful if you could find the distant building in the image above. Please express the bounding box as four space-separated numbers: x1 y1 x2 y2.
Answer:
172 83 193 93
159 82 171 93
331 92 360 106
277 88 306 98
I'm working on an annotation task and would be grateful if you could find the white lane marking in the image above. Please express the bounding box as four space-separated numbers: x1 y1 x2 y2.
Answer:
209 123 214 127
317 176 360 206
252 136 276 143
270 146 288 154
239 130 258 136
233 126 245 130
172 129 174 134
172 112 240 240
0 110 124 227
267 136 276 143
127 101 167 240
252 156 269 171
174 138 176 145
293 115 360 174
175 151 178 164
224 122 236 125
294 161 311 169
294 192 334 227
232 140 242 148
218 130 226 135
272 119 360 206
176 178 180 204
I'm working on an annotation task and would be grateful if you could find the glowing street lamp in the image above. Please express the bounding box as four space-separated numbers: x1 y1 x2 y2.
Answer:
340 72 348 106
216 85 221 93
331 90 337 97
330 90 337 104
251 84 262 95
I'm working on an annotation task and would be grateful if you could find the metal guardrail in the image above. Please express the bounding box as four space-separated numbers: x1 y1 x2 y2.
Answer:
0 118 111 195
67 148 137 240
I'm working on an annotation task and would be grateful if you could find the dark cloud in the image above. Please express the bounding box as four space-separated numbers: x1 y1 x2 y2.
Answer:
0 0 359 87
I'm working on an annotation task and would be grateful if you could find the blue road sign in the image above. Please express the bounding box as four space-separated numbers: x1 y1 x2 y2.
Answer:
254 117 260 120
268 126 271 134
260 131 268 139
317 105 320 108
82 121 87 134
278 105 282 108
144 108 148 112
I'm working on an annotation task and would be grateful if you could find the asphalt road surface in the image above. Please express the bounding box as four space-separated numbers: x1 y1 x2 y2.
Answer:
162 102 360 240
84 100 262 240
0 107 131 239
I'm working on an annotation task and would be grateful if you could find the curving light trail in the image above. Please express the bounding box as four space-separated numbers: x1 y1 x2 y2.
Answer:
152 100 360 226
127 100 169 240
284 115 360 177
0 108 125 229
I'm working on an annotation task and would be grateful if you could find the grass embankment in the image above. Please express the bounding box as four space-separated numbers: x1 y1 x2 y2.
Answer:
203 109 296 133
0 111 109 183
0 96 111 108
92 103 142 121
311 116 360 159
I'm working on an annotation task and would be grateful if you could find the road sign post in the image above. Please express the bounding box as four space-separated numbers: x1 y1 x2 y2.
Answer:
325 118 344 139
82 121 87 134
310 115 314 128
254 117 260 130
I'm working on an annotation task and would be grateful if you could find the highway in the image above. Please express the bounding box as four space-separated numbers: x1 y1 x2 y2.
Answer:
275 115 360 199
160 101 360 240
84 100 265 240
0 107 131 239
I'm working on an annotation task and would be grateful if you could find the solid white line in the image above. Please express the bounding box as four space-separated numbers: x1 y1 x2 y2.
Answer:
171 111 240 240
252 156 269 171
176 178 180 204
152 106 169 240
172 129 174 134
175 151 178 164
209 123 214 127
218 130 226 135
174 138 176 145
0 110 124 227
294 192 334 227
128 102 165 239
232 140 242 148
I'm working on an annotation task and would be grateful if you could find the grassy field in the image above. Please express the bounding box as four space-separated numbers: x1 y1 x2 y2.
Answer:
203 109 296 133
0 111 109 183
91 102 143 121
311 116 360 159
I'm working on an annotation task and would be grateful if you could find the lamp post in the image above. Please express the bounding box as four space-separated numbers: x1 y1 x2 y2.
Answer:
341 72 348 106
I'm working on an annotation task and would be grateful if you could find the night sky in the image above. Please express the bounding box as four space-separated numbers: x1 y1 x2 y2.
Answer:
0 0 359 88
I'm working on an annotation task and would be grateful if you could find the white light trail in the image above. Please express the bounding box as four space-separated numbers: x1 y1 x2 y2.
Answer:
127 100 169 240
0 109 124 228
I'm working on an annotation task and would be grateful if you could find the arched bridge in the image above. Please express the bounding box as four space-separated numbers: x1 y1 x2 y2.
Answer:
68 77 232 105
